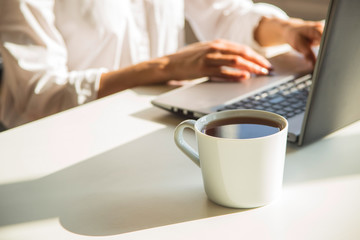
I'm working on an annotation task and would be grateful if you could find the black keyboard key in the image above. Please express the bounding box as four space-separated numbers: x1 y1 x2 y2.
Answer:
262 102 272 107
288 98 299 104
272 104 283 110
284 106 294 112
286 112 296 118
291 102 304 109
295 109 303 114
244 103 254 108
275 110 287 116
269 95 286 104
254 106 265 110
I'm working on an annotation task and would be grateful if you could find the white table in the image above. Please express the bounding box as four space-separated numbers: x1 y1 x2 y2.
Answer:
1 85 360 240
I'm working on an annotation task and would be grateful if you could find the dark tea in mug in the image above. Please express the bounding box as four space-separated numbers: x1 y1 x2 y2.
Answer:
202 116 283 139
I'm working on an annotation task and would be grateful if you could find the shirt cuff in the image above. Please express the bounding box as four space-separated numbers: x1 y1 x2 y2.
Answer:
69 67 109 104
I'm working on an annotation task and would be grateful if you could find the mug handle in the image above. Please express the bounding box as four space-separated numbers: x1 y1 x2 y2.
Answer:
174 120 200 167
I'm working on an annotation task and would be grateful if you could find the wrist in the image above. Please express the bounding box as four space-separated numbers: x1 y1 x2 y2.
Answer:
149 56 172 82
255 16 288 46
98 57 172 98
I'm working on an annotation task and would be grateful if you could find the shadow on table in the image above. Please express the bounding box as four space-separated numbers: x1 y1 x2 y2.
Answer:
0 125 245 236
284 130 360 184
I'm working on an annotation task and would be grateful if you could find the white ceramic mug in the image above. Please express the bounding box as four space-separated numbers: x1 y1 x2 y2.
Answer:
174 109 288 208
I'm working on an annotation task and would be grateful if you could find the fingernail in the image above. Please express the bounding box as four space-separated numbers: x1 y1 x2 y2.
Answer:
260 67 269 75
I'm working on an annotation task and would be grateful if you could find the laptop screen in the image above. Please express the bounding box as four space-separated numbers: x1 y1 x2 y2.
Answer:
299 0 360 145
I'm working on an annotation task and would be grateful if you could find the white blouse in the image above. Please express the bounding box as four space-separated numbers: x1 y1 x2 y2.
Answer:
0 0 287 128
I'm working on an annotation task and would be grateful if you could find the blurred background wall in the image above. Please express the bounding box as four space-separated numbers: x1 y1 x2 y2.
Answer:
185 0 330 44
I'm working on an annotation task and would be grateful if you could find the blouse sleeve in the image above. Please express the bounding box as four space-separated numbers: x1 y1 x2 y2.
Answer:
184 0 288 51
0 0 107 128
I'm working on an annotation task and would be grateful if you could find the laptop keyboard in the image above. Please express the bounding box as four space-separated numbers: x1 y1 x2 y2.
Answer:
217 75 312 119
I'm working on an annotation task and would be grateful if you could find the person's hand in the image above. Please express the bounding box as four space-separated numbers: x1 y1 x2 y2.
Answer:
282 18 324 65
255 17 324 65
164 39 272 81
98 39 272 98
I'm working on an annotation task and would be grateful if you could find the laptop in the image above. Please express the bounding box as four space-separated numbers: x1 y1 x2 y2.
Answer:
152 0 360 146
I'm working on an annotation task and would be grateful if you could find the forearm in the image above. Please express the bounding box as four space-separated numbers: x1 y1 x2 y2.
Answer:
97 57 171 98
